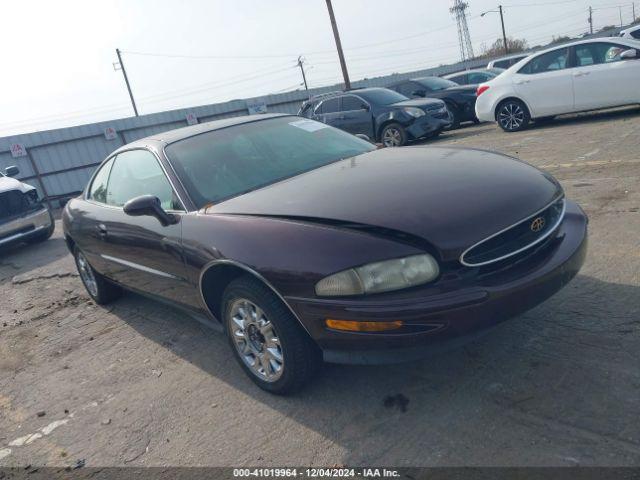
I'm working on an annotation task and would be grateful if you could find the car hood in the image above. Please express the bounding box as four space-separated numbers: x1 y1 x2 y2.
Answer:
0 176 33 194
391 98 444 108
205 147 562 262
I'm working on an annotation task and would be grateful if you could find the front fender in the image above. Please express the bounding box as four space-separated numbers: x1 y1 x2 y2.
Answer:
182 213 422 299
374 111 411 139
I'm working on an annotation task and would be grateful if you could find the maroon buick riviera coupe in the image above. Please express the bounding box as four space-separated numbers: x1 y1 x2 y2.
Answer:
63 114 587 394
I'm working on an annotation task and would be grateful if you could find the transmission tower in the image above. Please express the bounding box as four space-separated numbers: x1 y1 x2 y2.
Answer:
450 0 475 62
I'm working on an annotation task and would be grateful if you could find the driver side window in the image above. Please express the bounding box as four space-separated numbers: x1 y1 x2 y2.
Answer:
106 150 182 211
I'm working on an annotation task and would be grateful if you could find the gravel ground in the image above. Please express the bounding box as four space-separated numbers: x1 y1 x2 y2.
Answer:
1 107 639 467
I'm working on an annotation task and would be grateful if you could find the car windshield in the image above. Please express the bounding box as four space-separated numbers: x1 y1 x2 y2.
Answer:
488 67 506 75
164 116 376 208
356 89 408 105
416 77 457 91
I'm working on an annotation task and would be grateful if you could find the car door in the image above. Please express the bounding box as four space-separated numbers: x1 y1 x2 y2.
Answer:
572 42 640 110
77 156 117 275
512 47 574 117
339 95 374 138
315 97 343 128
99 148 192 306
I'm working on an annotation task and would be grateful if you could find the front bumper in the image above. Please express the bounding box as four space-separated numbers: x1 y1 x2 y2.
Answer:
0 208 53 247
406 114 451 139
285 200 588 364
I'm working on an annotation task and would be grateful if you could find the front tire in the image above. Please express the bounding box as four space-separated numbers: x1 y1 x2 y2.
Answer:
446 105 461 129
496 99 530 132
380 123 407 147
222 276 321 394
74 247 122 304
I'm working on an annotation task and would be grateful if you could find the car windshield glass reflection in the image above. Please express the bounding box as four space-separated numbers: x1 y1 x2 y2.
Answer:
164 116 375 208
356 89 408 105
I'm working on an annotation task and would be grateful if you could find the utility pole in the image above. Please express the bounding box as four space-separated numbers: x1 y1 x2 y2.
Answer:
588 6 593 34
499 5 509 55
325 0 351 90
297 56 308 91
619 5 623 26
115 48 139 117
633 2 636 22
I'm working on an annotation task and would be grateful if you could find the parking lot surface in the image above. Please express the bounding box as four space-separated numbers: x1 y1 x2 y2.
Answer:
1 107 639 467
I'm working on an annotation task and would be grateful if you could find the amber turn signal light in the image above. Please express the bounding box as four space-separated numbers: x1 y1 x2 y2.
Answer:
325 319 403 332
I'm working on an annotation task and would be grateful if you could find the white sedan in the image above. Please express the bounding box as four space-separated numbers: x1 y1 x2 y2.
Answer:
475 38 640 132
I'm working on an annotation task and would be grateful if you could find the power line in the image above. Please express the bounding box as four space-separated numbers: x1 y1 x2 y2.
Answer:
0 64 297 130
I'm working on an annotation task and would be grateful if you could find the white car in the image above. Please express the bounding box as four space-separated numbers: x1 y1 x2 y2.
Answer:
619 24 640 40
0 166 54 248
475 38 640 132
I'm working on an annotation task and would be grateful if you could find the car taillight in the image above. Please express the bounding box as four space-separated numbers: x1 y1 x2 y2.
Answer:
477 85 490 96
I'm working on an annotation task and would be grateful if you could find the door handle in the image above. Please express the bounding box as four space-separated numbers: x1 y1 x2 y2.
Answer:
97 224 108 237
573 71 590 77
515 80 530 85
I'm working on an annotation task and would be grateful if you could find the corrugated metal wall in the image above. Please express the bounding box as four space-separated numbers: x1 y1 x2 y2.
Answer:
0 57 489 204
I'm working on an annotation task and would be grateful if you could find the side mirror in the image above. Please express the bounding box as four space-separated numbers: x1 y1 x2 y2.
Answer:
355 133 373 143
361 103 370 111
5 165 19 177
123 195 177 226
411 90 426 97
620 49 637 59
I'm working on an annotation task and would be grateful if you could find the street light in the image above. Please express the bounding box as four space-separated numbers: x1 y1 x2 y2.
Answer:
481 5 509 55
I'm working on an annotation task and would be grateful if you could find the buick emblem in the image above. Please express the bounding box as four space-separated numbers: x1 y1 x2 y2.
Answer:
530 217 545 232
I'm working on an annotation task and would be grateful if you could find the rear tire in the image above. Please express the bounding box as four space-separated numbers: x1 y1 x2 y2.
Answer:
73 247 122 304
496 99 530 132
222 276 321 395
380 123 408 147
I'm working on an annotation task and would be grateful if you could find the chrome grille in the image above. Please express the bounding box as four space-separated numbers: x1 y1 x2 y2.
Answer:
460 197 566 267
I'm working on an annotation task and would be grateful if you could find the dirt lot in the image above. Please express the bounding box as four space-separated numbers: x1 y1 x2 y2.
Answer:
1 107 639 467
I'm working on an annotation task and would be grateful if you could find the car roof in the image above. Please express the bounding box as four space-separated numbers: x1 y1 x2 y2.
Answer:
526 36 639 57
490 52 529 62
116 113 291 150
500 37 639 72
308 87 391 101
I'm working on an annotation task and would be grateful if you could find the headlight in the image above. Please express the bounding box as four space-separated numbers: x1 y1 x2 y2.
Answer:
315 254 439 297
402 107 425 118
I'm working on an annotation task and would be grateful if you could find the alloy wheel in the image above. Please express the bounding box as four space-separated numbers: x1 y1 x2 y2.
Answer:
382 127 403 147
498 102 525 131
77 252 98 298
229 298 284 382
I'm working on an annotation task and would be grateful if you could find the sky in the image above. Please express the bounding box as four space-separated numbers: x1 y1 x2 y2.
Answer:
0 0 634 137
